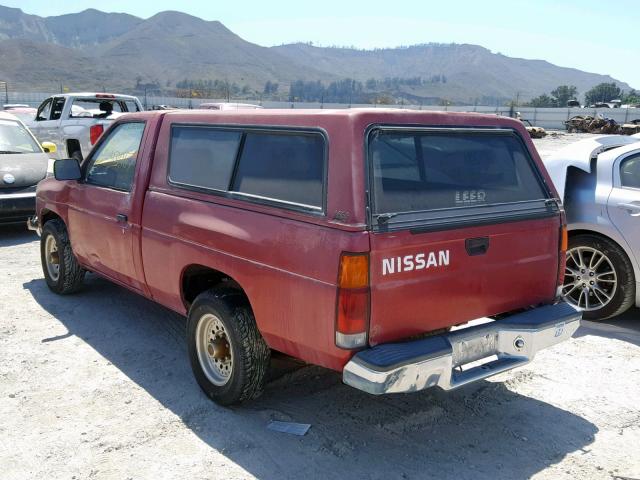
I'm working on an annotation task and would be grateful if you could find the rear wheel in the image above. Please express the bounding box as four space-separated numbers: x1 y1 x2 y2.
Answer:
187 290 270 405
562 234 635 320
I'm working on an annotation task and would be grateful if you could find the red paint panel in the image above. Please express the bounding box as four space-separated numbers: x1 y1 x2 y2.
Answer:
141 190 368 370
368 217 561 345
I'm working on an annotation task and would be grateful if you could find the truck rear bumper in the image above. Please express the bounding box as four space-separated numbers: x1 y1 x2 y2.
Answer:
343 302 581 395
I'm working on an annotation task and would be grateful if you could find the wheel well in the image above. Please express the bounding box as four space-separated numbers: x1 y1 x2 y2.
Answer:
570 229 618 243
568 229 635 266
40 209 62 226
181 265 246 309
66 139 81 159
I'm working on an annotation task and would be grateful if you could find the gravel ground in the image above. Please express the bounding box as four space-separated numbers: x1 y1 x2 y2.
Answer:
1 132 639 480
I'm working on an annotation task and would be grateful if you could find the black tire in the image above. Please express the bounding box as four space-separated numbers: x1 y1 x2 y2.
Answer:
187 289 270 405
40 219 85 294
565 234 635 320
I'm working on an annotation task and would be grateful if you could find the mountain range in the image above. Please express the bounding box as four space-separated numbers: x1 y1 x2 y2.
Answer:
0 5 632 104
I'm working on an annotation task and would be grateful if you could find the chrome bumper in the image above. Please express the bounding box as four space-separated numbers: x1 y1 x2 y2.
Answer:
27 215 41 235
343 302 581 395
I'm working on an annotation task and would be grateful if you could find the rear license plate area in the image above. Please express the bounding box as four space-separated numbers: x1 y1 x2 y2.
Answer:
451 331 499 367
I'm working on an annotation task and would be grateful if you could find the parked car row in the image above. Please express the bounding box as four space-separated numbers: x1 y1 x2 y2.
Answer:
1 98 639 404
3 95 640 322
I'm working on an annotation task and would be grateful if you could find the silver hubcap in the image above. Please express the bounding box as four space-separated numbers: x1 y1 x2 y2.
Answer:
195 313 233 386
563 246 617 311
44 234 60 282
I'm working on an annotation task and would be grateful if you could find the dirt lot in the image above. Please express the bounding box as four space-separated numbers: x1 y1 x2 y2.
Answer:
1 133 639 480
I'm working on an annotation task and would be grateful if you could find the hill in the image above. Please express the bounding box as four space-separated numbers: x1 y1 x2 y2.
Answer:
0 5 633 104
273 43 631 104
95 11 332 88
0 5 141 48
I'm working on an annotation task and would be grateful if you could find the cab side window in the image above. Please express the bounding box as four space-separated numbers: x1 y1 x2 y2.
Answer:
621 154 640 189
85 122 146 192
50 98 66 121
232 132 325 208
168 126 326 212
36 99 52 121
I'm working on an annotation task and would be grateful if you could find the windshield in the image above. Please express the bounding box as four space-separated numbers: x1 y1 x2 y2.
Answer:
369 129 548 216
0 119 41 154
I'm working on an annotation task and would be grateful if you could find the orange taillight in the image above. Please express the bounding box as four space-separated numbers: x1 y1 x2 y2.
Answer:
338 254 369 289
335 253 370 349
560 225 568 253
557 216 568 296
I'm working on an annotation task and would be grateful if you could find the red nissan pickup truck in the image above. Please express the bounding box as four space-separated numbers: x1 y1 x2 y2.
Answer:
31 109 581 405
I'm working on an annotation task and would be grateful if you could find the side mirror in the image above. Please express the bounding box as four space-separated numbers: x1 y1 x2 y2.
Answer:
53 159 81 181
41 142 57 154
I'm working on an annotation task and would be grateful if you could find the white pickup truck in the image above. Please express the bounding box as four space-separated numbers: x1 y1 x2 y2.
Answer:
27 93 143 160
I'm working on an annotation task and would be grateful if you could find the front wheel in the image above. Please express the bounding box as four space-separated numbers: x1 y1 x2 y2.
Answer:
187 290 270 405
40 219 85 294
562 234 635 320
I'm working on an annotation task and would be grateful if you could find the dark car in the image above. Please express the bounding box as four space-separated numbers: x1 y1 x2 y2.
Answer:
0 112 56 225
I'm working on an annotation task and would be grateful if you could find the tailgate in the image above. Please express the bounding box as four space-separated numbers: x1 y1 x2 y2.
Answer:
366 126 561 345
369 217 561 344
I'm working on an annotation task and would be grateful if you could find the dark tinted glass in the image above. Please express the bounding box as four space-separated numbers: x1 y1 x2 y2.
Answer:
621 153 640 189
169 127 241 191
50 97 66 120
232 132 324 208
369 131 547 214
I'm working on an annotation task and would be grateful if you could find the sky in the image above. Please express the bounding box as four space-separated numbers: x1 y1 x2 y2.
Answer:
6 0 639 91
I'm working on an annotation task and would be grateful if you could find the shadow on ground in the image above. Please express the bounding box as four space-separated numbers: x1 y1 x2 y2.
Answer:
24 275 597 480
0 225 37 247
576 307 640 347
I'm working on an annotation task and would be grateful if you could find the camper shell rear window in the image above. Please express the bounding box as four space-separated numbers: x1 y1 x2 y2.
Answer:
367 127 556 231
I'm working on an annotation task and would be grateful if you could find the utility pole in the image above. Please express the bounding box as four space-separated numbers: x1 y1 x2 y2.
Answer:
3 82 8 104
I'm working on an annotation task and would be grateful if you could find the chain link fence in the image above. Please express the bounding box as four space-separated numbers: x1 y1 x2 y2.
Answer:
2 82 638 130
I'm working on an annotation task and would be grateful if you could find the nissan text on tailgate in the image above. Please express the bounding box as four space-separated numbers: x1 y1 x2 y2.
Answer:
32 109 580 405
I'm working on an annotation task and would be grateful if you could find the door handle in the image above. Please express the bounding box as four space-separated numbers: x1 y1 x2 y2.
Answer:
465 237 490 256
617 203 640 216
116 213 128 223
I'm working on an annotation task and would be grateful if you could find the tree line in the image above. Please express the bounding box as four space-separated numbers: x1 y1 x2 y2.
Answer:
144 77 640 107
287 75 447 103
527 83 640 107
174 79 252 98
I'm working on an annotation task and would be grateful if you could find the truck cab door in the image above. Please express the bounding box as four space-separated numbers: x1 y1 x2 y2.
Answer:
607 152 640 266
31 97 65 158
66 121 148 290
31 98 52 140
46 97 66 156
